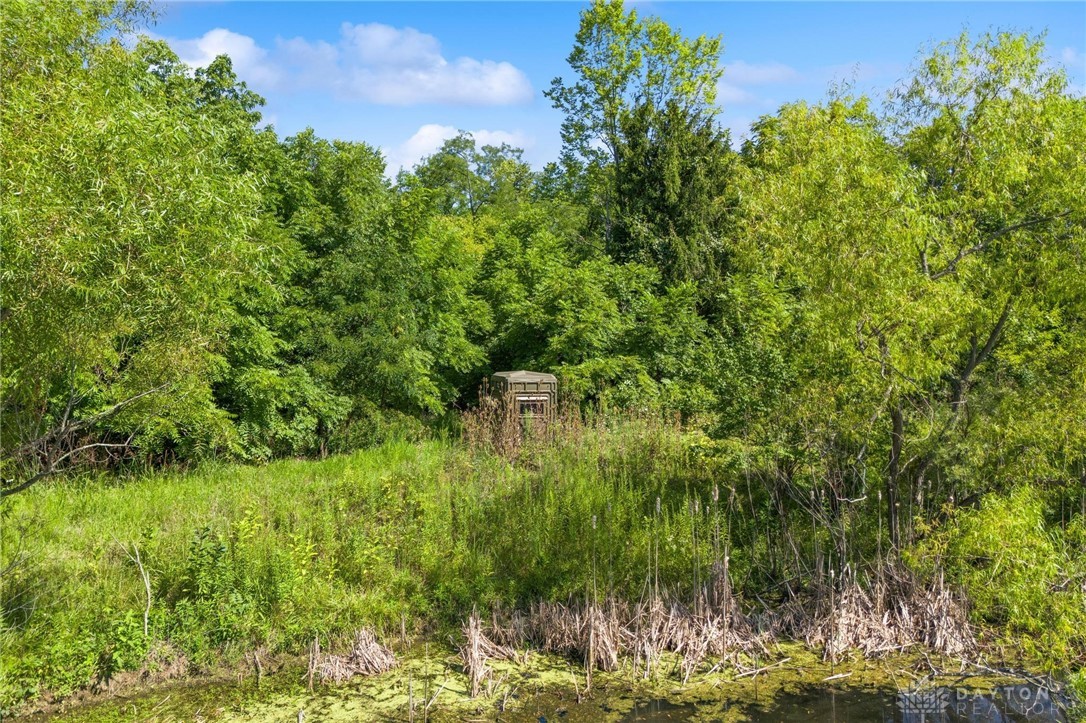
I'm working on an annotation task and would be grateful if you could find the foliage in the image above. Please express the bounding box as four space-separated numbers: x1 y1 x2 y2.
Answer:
408 132 533 219
731 32 1086 561
1 0 269 475
907 485 1086 670
2 0 1085 706
546 0 726 267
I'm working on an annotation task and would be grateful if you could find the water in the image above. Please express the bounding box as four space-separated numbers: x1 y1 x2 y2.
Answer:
611 684 1069 722
28 663 1072 722
620 698 697 721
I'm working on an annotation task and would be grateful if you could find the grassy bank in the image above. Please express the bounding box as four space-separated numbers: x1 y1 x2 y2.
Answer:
2 417 717 710
2 417 1084 714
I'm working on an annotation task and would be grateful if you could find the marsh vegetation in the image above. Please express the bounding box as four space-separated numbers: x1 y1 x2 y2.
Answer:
2 0 1085 718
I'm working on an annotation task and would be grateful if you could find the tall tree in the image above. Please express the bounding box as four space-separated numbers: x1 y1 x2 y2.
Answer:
281 133 487 443
1 0 272 489
409 133 532 220
734 32 1086 559
546 0 723 255
613 99 736 284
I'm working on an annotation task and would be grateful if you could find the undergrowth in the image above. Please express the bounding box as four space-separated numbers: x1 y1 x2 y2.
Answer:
0 416 718 709
2 418 1082 712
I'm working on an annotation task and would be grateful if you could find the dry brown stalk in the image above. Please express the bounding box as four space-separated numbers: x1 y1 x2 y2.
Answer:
460 609 518 697
464 562 972 686
476 560 763 683
805 565 974 661
315 629 397 685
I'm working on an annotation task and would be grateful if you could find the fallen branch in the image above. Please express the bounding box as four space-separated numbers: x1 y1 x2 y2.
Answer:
735 657 791 679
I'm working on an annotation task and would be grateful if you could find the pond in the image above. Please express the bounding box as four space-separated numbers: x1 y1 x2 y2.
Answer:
603 684 1069 722
751 683 1067 722
25 647 1074 723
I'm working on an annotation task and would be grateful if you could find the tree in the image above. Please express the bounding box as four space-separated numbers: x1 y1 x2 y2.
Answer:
546 0 723 251
732 32 1086 561
279 133 487 444
613 99 736 284
409 132 532 220
1 0 272 490
892 32 1086 532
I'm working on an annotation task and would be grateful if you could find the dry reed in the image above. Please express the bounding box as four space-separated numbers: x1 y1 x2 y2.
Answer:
462 561 974 685
805 565 974 661
467 563 764 684
315 629 397 685
460 609 519 697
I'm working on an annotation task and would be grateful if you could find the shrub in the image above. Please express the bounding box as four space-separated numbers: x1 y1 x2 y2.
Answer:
907 484 1086 670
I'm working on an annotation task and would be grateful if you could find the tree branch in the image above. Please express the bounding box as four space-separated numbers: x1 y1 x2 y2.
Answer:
1 440 136 499
952 298 1012 409
1 384 163 499
7 385 166 459
928 211 1072 280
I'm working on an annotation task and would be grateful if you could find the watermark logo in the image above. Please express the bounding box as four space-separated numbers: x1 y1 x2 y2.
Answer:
898 683 1062 721
899 687 950 716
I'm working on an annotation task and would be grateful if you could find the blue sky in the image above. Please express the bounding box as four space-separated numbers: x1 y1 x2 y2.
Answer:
149 1 1086 173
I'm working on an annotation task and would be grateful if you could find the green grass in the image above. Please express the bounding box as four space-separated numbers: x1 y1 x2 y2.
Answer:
3 418 1084 713
1 418 725 710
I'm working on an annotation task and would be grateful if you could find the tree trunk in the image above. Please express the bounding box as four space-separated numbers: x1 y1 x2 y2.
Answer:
886 405 904 551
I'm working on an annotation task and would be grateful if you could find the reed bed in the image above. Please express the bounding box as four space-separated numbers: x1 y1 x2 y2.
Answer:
315 629 397 685
459 562 976 694
800 566 975 661
460 563 766 695
460 609 519 697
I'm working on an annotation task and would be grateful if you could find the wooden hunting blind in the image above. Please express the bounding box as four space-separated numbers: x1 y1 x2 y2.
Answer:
490 370 557 420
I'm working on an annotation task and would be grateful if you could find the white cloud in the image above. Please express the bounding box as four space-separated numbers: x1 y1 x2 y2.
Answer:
171 28 282 89
724 60 799 85
1061 47 1083 67
339 23 441 68
166 23 533 106
382 124 533 175
717 60 800 110
296 22 532 105
717 83 758 105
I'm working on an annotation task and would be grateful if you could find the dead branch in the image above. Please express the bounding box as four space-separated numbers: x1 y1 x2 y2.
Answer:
2 384 167 498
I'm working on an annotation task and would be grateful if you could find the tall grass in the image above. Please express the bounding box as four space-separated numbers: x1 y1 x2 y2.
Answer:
0 416 724 708
3 416 1083 711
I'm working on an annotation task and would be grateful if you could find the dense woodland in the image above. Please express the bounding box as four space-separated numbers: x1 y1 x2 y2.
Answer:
2 0 1086 712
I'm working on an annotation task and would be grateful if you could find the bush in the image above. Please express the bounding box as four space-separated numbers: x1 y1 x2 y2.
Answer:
907 485 1086 670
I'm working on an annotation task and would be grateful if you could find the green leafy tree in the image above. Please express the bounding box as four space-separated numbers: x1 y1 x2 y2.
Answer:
409 132 533 220
472 204 721 412
733 32 1086 561
280 133 486 443
1 0 272 489
546 0 723 255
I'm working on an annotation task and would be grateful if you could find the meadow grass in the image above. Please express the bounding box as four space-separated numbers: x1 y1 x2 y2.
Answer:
3 415 1083 713
1 416 722 709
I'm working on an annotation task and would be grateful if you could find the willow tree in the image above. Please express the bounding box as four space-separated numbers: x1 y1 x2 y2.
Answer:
735 32 1085 563
1 1 269 490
